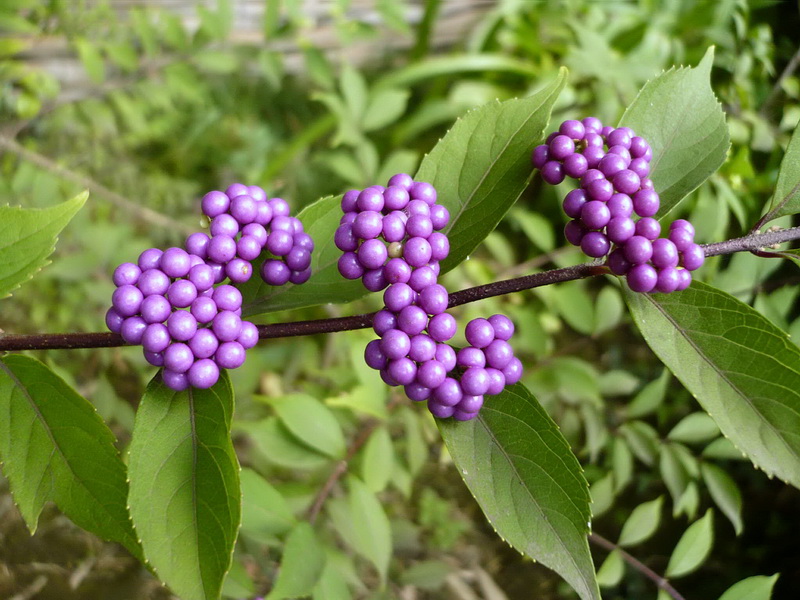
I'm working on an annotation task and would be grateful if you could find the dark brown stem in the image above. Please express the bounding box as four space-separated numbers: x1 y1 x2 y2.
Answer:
589 533 686 600
1 226 799 352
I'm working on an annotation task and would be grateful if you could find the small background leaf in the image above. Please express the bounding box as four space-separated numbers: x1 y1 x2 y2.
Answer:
718 574 779 600
617 496 663 547
128 372 240 600
665 509 714 578
267 522 325 600
619 47 729 216
701 463 743 535
438 383 599 600
0 191 86 298
761 119 800 224
266 393 346 459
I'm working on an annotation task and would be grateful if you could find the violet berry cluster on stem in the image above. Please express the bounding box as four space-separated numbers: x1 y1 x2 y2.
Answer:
336 174 523 421
106 184 314 391
533 118 705 293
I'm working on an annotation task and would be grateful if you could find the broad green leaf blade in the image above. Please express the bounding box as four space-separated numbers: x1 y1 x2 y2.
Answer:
361 426 394 493
267 393 346 459
0 191 86 298
417 69 567 273
438 383 599 600
267 522 326 600
242 70 566 316
718 574 779 600
128 372 240 600
701 463 743 535
619 47 729 217
240 467 296 541
617 496 663 547
0 355 141 558
626 282 800 488
665 509 714 578
762 120 800 224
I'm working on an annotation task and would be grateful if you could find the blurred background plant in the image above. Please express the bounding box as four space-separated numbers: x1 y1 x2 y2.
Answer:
0 0 798 598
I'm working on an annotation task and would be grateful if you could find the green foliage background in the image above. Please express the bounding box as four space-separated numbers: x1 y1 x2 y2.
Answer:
1 0 799 599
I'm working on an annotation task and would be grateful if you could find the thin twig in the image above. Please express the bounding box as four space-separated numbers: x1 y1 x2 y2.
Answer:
589 533 686 600
1 226 799 352
760 43 800 118
306 395 403 523
0 136 193 235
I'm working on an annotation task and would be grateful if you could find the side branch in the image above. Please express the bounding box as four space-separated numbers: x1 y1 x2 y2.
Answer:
589 533 686 600
1 226 799 352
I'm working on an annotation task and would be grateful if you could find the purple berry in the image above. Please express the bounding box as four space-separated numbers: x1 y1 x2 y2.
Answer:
113 262 141 287
549 135 575 160
226 258 253 283
189 328 219 359
381 329 411 360
581 201 611 229
357 188 385 212
629 158 650 178
607 128 631 148
418 284 449 315
202 191 230 218
262 259 292 285
269 197 291 217
582 117 603 133
427 400 455 419
216 341 246 369
627 264 658 293
237 321 259 349
164 342 194 373
265 230 293 256
388 358 417 386
208 234 237 263
633 189 660 217
137 269 170 297
581 169 605 189
409 334 437 362
167 279 198 308
670 219 696 237
559 119 586 140
338 252 364 280
457 347 486 368
598 154 627 177
112 284 144 317
564 220 586 246
681 244 705 271
106 307 124 333
188 264 216 293
384 283 415 313
167 310 198 341
676 269 692 291
668 227 695 252
384 186 410 210
417 360 447 389
484 339 514 369
237 235 264 261
457 394 484 413
142 323 171 353
341 189 359 213
428 312 457 342
243 223 268 247
248 185 267 202
363 268 388 292
191 296 218 323
365 339 388 370
608 193 633 218
606 217 636 245
629 136 649 158
580 232 611 258
436 343 457 371
144 351 164 367
461 367 490 396
502 357 523 385
607 247 632 275
655 267 680 293
562 152 589 179
612 169 641 195
432 378 463 407
408 266 437 292
586 178 614 202
358 238 389 270
624 236 653 264
162 369 189 391
210 214 240 238
398 305 428 336
428 232 450 262
404 237 432 268
186 232 211 259
652 238 679 268
486 368 506 395
465 318 494 348
582 146 605 168
487 314 514 341
541 161 565 185
562 189 588 218
409 182 436 205
212 311 242 342
187 358 220 389
226 183 249 198
532 145 549 169
213 285 242 311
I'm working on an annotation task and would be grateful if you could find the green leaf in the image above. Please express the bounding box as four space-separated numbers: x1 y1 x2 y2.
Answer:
240 468 296 541
242 70 566 315
668 413 720 444
761 119 800 224
612 436 634 492
701 463 743 535
267 394 346 459
363 88 410 131
626 281 800 488
243 417 331 471
619 47 729 216
0 355 141 558
267 523 326 600
417 69 567 273
329 476 392 583
313 561 353 600
0 191 86 298
626 369 670 418
620 421 660 466
596 550 625 588
666 509 714 578
589 474 615 519
718 574 779 600
361 426 394 493
660 444 690 505
128 372 240 600
400 560 452 590
617 496 663 547
74 38 105 83
438 383 599 600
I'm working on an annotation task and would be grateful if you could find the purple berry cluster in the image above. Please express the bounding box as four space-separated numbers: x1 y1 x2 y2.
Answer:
336 174 523 421
532 118 705 293
106 184 313 391
198 183 313 286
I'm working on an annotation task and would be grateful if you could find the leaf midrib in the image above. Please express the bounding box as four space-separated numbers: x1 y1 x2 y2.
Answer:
474 407 594 599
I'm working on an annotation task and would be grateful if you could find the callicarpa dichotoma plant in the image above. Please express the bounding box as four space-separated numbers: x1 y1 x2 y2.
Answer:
2 47 800 600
